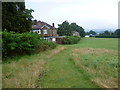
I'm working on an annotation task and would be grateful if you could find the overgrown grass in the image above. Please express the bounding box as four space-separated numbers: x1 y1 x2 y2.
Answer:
2 37 118 88
2 46 64 88
71 48 118 88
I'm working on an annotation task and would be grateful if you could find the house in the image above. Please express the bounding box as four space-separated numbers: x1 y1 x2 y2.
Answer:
85 35 90 37
32 20 58 39
47 36 65 44
32 20 64 44
72 31 80 36
85 34 96 37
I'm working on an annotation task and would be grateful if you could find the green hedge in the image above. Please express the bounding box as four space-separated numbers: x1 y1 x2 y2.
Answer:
61 36 81 44
2 31 56 58
95 35 120 38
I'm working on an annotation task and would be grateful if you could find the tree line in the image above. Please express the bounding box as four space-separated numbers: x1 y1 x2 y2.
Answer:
57 21 85 37
99 29 120 36
85 29 120 36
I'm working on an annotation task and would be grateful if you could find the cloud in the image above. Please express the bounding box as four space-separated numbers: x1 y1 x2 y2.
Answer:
26 0 119 30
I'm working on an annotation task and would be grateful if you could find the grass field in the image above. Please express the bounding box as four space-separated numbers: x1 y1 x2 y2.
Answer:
2 38 118 88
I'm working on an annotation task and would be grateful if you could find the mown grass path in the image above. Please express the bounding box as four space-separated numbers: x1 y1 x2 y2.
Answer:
39 38 118 88
39 47 98 88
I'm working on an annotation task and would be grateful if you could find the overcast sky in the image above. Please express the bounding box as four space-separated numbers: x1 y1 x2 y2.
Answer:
25 0 119 31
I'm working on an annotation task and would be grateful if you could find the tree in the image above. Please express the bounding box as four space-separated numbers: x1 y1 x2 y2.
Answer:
88 30 96 35
58 21 85 37
57 21 71 36
85 31 89 35
2 2 34 33
114 29 120 36
103 30 110 35
69 23 85 37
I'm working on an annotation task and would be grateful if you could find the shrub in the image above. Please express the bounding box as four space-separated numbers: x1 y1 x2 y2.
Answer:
2 31 57 58
38 40 56 51
2 31 41 57
95 35 120 38
61 36 81 44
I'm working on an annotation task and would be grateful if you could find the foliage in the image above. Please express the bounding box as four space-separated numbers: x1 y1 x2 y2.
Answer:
2 2 34 33
38 40 56 51
2 31 57 58
86 30 96 35
95 29 120 38
96 29 120 38
57 21 85 37
114 29 120 36
2 31 40 57
61 36 81 44
57 21 71 36
70 23 85 37
103 30 111 35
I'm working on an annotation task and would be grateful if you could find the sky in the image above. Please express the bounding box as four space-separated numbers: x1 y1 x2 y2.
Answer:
25 0 119 32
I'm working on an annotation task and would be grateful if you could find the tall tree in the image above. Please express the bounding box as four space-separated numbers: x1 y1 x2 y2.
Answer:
57 21 71 36
114 29 120 36
69 23 85 37
103 30 110 35
58 21 85 37
2 2 34 33
88 30 96 35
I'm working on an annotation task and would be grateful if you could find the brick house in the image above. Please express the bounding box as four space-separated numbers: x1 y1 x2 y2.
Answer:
32 20 58 39
32 20 64 44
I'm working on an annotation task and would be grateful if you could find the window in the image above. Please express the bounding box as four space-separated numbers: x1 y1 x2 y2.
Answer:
44 29 48 34
34 25 37 26
52 38 56 41
39 30 41 34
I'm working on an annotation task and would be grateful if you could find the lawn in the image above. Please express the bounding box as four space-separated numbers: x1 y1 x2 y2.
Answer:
2 37 118 88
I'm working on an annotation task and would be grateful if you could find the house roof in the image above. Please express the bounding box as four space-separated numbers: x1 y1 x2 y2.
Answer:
32 20 55 30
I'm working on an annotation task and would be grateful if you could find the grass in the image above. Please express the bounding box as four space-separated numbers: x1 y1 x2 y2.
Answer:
2 46 64 88
2 37 118 88
72 48 118 88
39 48 98 88
39 38 118 88
70 37 118 50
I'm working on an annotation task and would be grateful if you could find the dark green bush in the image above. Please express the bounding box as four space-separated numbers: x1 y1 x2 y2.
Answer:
95 35 120 38
2 31 57 58
61 36 81 44
2 31 41 57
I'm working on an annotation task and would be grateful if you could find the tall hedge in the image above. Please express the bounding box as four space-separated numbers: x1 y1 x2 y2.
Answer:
2 31 56 58
95 35 120 38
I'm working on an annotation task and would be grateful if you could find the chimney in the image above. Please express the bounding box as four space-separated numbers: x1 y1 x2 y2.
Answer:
34 19 37 25
52 23 55 27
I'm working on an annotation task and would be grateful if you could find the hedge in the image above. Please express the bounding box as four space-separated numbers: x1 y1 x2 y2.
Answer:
61 36 81 44
95 35 120 38
2 31 56 58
